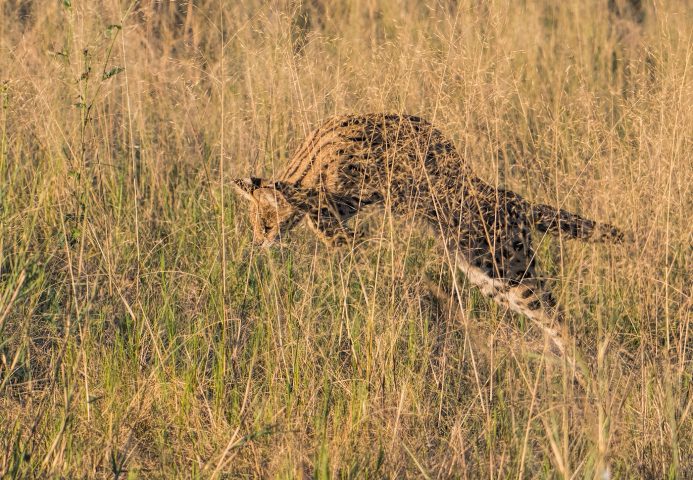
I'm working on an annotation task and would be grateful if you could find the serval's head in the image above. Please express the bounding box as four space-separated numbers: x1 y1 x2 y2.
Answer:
232 177 303 248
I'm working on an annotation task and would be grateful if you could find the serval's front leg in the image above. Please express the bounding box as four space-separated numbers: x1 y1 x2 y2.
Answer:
304 191 382 248
305 209 358 247
273 182 359 247
301 193 362 247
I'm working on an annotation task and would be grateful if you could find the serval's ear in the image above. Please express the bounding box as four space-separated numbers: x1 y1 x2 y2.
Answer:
231 177 265 202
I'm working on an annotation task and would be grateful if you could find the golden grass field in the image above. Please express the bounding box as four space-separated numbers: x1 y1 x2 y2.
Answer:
0 0 691 478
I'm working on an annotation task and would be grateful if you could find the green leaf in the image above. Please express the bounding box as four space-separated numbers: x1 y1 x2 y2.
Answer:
63 0 71 8
102 67 125 80
105 24 122 37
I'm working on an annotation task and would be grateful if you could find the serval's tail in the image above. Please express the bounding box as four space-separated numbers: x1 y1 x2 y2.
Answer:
529 203 626 243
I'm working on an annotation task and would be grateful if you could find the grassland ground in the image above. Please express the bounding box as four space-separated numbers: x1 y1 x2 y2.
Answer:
0 1 691 478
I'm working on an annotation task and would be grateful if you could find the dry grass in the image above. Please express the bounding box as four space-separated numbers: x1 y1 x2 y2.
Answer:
0 0 691 478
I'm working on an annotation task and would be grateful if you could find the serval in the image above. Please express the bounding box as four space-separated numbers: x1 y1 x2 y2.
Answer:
232 113 625 364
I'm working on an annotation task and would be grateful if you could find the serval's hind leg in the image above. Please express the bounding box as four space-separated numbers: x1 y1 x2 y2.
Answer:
504 283 566 358
455 245 586 386
504 282 589 386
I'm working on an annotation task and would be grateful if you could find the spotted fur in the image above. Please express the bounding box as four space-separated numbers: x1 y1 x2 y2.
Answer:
233 113 626 358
